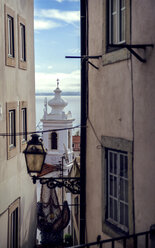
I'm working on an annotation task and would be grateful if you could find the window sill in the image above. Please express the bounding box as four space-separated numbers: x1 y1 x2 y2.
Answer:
19 60 27 70
102 220 129 238
6 56 16 67
106 219 129 234
102 48 130 66
7 146 18 160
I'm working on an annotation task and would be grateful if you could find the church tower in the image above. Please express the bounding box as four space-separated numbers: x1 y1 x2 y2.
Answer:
41 79 75 165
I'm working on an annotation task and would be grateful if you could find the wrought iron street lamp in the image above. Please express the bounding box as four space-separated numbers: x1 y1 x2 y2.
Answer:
23 134 80 194
23 134 46 174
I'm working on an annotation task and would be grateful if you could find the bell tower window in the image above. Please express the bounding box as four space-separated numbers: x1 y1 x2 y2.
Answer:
51 132 57 150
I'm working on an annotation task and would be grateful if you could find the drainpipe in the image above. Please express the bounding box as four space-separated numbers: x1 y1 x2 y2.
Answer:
80 0 88 245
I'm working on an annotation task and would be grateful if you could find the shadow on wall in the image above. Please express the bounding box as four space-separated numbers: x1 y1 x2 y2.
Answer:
21 189 37 248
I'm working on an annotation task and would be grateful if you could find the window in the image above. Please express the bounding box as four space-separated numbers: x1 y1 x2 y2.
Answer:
106 149 128 232
19 101 27 151
9 110 16 148
5 5 16 67
6 102 18 159
8 16 14 57
109 0 125 44
8 198 20 248
18 15 27 69
21 108 27 141
51 132 57 150
102 0 130 65
101 136 134 235
20 24 26 61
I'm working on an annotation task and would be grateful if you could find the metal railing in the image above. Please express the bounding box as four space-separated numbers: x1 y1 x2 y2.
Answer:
69 225 155 248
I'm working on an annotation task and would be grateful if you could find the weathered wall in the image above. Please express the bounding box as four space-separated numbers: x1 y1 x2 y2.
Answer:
86 0 155 243
86 0 132 241
132 0 155 233
0 0 36 247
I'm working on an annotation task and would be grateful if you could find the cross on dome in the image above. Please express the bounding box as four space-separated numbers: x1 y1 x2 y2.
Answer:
57 78 60 88
48 79 68 117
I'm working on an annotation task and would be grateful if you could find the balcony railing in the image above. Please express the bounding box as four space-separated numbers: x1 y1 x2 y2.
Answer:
69 225 155 248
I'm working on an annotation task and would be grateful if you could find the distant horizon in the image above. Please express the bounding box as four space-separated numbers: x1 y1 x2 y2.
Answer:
35 91 80 96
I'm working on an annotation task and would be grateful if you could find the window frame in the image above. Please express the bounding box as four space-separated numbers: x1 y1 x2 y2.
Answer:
102 0 131 65
51 131 58 150
8 198 20 248
19 101 27 152
4 4 16 67
9 109 16 149
6 102 18 159
106 148 129 233
18 15 27 70
108 0 126 45
101 136 134 236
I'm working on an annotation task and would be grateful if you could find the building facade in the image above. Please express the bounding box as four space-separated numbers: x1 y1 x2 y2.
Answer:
81 0 155 245
0 0 36 247
41 81 74 166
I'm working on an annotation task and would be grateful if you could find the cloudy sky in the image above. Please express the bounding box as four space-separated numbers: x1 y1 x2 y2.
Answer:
34 0 80 93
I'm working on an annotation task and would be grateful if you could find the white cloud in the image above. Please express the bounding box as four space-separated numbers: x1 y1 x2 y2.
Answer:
35 70 80 93
67 48 80 54
56 0 79 2
35 9 80 24
35 64 41 69
34 19 61 30
48 65 53 70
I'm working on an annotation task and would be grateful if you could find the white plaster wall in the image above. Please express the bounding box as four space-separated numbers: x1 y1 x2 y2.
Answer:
42 119 74 165
0 0 36 247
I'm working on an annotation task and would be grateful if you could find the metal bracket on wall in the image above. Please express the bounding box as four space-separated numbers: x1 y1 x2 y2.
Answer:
32 176 80 194
109 44 154 63
65 55 102 70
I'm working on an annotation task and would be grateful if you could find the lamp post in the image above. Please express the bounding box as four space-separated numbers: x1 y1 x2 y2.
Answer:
23 134 80 194
23 134 46 174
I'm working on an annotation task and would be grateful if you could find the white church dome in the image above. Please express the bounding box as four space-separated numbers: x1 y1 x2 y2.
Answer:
48 85 67 111
48 79 68 118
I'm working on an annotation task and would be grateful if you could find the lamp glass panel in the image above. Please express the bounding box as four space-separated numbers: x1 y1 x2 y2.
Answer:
26 154 44 172
25 144 45 172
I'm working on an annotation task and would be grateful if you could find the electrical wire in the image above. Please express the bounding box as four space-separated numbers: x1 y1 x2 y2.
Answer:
0 125 84 137
87 118 103 149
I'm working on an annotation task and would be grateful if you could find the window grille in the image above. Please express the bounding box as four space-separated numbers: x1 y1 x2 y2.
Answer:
106 149 129 232
109 0 126 44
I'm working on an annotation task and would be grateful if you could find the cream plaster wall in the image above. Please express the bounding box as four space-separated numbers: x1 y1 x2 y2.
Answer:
132 0 155 233
85 0 155 243
0 0 36 247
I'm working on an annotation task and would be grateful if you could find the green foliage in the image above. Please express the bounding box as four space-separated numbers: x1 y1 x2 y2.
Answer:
64 234 73 247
